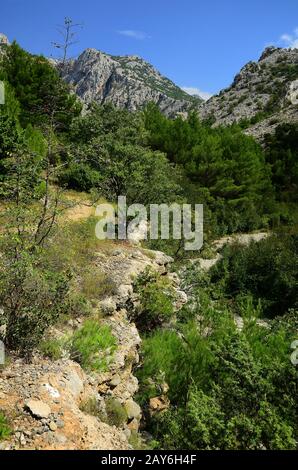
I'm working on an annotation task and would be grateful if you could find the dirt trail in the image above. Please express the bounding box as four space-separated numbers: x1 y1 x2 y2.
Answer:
62 202 94 222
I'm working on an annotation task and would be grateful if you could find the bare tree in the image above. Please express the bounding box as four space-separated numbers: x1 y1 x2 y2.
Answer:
52 17 83 66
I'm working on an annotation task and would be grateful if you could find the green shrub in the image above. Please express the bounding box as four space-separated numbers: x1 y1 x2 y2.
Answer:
39 338 64 360
80 396 127 428
147 331 297 450
128 430 146 450
80 396 104 419
69 319 116 371
133 269 176 331
0 253 71 356
105 397 127 427
210 233 298 318
58 163 102 192
0 412 11 441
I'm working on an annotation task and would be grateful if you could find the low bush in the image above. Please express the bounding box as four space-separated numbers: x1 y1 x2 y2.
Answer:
69 319 116 371
104 397 128 427
58 163 102 192
210 233 298 318
80 270 116 301
0 253 71 356
133 269 176 331
0 412 11 441
39 338 64 360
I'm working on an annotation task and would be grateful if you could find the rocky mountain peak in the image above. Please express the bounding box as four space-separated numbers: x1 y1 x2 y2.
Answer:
198 46 298 140
58 47 201 116
258 45 282 61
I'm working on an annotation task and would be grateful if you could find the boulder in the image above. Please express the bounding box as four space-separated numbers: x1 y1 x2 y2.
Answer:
99 298 117 316
124 399 141 421
64 369 84 398
149 396 170 414
25 400 51 419
109 374 121 387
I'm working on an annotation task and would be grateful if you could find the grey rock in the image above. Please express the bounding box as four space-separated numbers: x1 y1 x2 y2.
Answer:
25 400 51 419
99 298 117 316
64 370 84 398
124 399 141 421
109 374 121 387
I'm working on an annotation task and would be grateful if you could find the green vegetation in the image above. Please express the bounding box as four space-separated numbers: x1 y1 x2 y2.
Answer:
39 337 64 360
136 239 297 449
0 412 11 441
143 103 275 236
80 396 103 418
0 252 71 356
133 269 176 331
69 319 116 372
80 395 128 428
264 123 298 202
210 233 298 318
104 397 128 427
0 41 297 451
0 41 81 128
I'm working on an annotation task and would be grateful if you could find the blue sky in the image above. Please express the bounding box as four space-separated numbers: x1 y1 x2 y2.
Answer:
1 0 298 99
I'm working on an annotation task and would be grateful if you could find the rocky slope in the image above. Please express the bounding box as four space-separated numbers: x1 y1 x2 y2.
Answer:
0 218 272 450
0 237 185 450
57 48 201 116
198 46 298 139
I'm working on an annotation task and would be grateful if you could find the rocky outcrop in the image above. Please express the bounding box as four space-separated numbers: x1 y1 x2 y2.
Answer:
57 48 201 116
198 47 298 140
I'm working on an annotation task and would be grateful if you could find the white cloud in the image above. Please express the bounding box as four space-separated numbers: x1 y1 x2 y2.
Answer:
182 86 213 101
117 30 150 40
280 28 298 49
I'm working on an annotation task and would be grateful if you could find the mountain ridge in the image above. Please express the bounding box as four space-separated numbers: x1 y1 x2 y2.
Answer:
57 47 201 116
197 46 298 139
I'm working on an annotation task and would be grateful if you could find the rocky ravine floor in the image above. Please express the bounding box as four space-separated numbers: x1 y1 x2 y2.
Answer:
0 231 268 450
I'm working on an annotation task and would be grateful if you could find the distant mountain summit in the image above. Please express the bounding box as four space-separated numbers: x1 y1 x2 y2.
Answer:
58 48 201 115
198 46 298 139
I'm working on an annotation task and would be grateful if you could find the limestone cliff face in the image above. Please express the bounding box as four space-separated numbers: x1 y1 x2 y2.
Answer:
58 48 201 116
198 47 298 140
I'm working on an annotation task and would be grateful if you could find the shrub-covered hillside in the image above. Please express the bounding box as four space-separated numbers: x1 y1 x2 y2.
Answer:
0 42 297 451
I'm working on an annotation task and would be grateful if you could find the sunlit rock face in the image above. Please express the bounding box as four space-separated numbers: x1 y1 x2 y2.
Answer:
57 48 201 116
